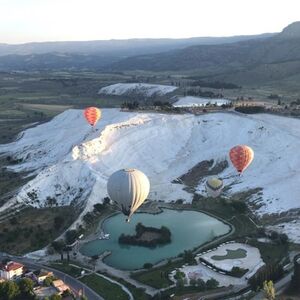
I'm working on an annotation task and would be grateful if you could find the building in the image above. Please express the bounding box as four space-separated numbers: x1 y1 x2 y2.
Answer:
0 261 24 280
33 269 54 284
52 279 70 294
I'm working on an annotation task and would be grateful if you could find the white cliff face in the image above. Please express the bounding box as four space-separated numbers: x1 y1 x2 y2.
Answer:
98 83 177 97
1 109 300 241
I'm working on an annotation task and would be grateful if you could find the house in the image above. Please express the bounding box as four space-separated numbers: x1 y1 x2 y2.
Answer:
33 269 53 284
52 279 70 294
0 261 24 280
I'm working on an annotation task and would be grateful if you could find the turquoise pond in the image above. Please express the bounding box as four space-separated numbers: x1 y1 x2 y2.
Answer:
80 209 231 270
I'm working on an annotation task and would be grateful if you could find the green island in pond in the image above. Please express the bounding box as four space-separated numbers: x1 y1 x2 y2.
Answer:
118 222 171 248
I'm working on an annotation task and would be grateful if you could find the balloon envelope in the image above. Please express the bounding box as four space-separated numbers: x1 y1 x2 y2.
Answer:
229 145 254 174
107 169 150 222
84 107 101 126
206 177 223 198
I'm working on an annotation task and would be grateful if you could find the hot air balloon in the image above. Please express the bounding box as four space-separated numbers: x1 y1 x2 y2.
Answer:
84 107 101 127
229 145 254 174
206 177 223 198
107 169 150 222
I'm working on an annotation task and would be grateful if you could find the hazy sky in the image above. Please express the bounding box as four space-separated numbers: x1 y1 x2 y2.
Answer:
0 0 299 44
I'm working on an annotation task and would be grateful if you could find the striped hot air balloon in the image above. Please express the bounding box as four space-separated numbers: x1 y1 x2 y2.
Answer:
206 177 223 198
229 145 254 174
107 169 150 222
83 107 101 127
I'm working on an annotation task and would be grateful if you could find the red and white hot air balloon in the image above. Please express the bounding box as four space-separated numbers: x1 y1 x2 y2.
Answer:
83 107 101 127
229 145 254 174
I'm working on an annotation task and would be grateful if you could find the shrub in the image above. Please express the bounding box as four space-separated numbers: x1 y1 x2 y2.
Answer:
65 230 78 244
235 105 265 114
143 263 153 269
206 278 219 289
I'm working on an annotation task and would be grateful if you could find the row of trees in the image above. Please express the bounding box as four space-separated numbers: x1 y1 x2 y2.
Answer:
249 264 284 290
121 101 139 110
235 105 265 114
185 88 224 98
0 278 73 300
174 272 219 291
189 80 240 89
0 278 35 300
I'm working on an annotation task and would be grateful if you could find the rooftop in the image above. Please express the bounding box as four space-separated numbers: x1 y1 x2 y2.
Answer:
0 261 24 272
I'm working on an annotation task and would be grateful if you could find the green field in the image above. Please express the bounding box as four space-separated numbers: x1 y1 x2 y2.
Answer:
50 263 83 277
80 274 129 300
211 248 247 260
132 260 184 289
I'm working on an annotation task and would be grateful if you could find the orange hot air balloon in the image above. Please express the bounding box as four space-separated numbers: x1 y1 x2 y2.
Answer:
84 107 101 127
229 145 254 174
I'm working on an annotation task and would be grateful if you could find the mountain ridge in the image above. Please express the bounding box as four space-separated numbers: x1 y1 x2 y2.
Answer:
0 33 275 56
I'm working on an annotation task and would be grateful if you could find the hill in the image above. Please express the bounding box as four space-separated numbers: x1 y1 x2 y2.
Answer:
108 22 300 87
0 34 274 71
0 109 300 242
0 34 274 56
98 83 177 97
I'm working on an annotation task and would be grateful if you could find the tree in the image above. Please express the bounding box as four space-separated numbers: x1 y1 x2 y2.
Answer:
249 264 284 290
206 278 219 289
65 230 78 244
176 278 184 290
143 263 153 269
52 240 66 252
174 270 185 281
183 250 196 265
54 216 64 230
278 233 288 244
49 294 62 300
263 280 275 300
18 278 34 298
93 203 105 213
270 231 279 240
232 200 247 213
196 278 206 290
190 278 197 286
44 276 55 287
61 289 72 297
0 281 20 300
103 197 110 205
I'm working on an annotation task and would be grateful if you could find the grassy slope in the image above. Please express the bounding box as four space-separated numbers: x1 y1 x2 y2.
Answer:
80 274 129 300
0 206 78 254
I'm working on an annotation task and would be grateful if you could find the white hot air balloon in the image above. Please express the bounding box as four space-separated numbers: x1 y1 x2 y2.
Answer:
107 169 150 222
205 177 224 198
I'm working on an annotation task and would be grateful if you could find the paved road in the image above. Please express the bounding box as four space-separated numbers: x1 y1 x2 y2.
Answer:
0 254 103 300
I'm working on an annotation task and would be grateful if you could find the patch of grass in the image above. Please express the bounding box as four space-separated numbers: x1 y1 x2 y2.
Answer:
132 260 183 289
191 191 260 238
248 240 289 265
211 248 247 260
80 274 129 300
49 262 82 277
0 170 34 205
20 103 73 117
101 272 151 300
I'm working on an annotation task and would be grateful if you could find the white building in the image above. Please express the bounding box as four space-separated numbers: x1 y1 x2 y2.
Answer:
0 261 24 280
